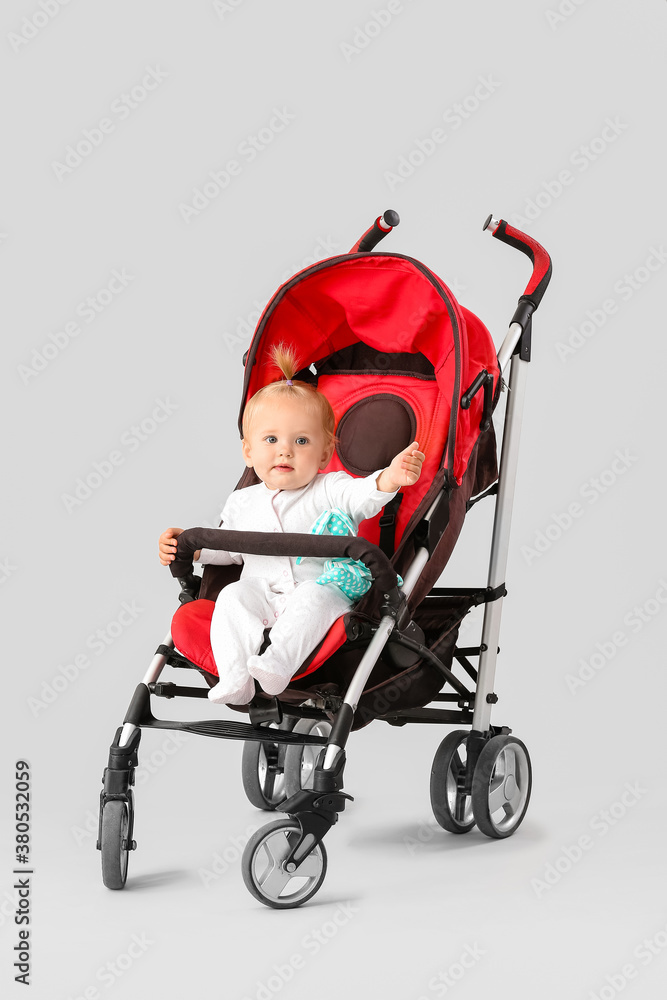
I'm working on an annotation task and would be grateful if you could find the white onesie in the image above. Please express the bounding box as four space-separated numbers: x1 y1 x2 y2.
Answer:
198 469 397 703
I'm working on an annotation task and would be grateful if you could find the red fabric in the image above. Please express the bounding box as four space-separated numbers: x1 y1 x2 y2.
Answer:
459 307 500 469
170 597 348 682
240 254 499 484
172 600 218 676
318 373 447 549
292 616 348 681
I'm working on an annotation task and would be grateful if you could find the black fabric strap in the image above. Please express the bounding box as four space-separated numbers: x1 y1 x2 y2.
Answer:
378 493 404 558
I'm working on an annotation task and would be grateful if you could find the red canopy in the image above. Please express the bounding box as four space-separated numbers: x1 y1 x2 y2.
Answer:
240 253 499 484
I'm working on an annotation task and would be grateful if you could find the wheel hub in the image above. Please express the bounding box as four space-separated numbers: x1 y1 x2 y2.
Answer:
503 774 517 800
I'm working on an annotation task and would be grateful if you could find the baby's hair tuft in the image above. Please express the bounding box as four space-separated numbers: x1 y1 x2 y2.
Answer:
242 342 336 452
270 342 301 381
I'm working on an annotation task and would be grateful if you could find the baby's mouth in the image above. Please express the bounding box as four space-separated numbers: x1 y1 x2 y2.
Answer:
273 464 293 471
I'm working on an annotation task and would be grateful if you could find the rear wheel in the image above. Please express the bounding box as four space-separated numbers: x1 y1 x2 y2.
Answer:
283 718 332 798
471 735 532 839
430 730 476 834
241 722 292 810
100 800 131 889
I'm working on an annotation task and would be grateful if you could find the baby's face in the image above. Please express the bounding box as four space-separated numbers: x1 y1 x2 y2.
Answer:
242 397 333 491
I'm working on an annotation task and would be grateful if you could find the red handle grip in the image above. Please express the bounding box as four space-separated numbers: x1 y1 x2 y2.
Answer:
484 216 552 310
350 210 400 253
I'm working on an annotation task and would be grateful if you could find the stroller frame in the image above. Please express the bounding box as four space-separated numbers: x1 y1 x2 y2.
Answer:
98 213 552 907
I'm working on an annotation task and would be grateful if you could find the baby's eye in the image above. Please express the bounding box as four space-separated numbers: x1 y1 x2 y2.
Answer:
296 437 309 445
265 435 277 444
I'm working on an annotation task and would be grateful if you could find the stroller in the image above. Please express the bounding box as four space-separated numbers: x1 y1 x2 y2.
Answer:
98 210 552 908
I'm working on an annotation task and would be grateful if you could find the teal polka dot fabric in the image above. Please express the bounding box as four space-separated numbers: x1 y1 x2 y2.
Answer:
297 508 402 601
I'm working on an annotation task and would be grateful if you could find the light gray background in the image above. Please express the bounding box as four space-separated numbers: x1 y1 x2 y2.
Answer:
2 2 666 998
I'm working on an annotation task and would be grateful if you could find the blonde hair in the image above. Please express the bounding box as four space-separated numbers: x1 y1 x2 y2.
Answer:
242 343 336 448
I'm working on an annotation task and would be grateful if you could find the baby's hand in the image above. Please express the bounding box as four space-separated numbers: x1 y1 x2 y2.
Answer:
379 441 426 492
159 527 183 565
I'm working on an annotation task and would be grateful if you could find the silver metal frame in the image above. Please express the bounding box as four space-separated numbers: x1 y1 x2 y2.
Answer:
118 631 173 747
121 315 528 761
327 317 529 760
472 325 527 732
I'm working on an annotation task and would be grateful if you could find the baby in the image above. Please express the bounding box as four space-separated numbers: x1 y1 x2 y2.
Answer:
159 345 425 705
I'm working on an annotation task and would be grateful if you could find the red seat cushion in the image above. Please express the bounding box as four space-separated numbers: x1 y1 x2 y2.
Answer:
171 599 348 683
172 600 218 676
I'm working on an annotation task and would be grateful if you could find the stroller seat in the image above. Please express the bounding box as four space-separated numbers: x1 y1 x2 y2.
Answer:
171 597 349 688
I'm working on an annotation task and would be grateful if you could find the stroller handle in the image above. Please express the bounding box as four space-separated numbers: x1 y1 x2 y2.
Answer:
169 526 401 595
349 210 400 253
483 215 552 316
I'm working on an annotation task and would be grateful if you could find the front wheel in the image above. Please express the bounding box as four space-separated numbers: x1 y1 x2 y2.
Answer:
100 799 132 889
471 735 532 839
241 819 327 909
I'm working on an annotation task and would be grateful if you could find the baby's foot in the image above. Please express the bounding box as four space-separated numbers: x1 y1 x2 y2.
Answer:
247 654 293 696
207 675 255 705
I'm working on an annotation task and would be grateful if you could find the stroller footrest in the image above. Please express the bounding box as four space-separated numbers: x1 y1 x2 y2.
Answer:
144 717 330 746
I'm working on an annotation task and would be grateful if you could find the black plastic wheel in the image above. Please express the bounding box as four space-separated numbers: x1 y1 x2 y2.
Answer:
283 718 332 798
242 819 327 909
100 800 130 889
430 730 476 834
471 734 532 839
241 722 291 810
